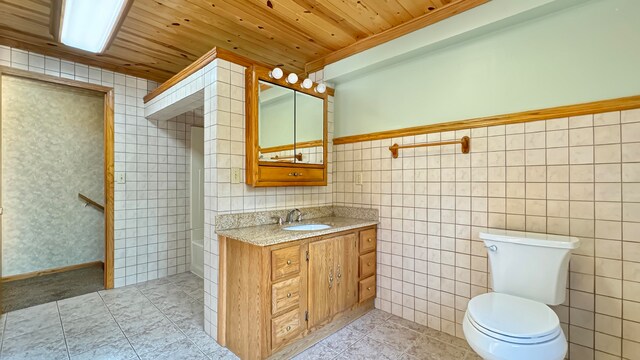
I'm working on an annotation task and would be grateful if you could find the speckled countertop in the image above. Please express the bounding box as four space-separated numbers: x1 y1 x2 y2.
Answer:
216 216 378 246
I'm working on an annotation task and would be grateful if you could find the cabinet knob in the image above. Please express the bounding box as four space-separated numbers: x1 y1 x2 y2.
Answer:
367 261 372 266
367 287 372 291
287 292 292 298
286 325 291 331
368 238 372 242
287 259 292 265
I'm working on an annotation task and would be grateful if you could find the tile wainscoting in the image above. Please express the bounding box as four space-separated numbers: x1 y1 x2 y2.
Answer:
333 109 640 360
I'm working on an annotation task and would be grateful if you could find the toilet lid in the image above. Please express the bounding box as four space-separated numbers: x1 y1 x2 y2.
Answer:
468 293 560 342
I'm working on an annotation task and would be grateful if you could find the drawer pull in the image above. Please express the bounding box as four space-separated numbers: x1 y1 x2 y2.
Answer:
287 259 292 265
287 172 304 177
286 325 291 331
287 292 292 298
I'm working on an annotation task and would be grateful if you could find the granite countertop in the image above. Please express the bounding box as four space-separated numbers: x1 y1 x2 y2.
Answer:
216 216 378 246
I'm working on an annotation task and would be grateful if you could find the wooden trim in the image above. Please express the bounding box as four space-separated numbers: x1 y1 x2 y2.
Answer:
0 66 115 289
0 66 112 93
333 95 640 145
104 89 115 289
101 0 135 53
143 47 269 104
260 140 324 154
218 236 228 346
0 261 104 282
49 0 63 42
305 0 489 73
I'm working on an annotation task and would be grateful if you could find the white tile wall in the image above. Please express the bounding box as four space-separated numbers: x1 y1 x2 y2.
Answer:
333 111 640 360
0 45 201 288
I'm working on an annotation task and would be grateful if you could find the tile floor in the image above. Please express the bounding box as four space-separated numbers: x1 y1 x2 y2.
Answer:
0 272 234 360
0 271 480 360
293 309 481 360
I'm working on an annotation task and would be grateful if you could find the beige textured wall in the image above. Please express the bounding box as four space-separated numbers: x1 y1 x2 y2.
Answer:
1 75 104 276
333 109 640 360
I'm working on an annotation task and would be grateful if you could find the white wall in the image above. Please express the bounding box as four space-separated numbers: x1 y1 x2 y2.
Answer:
1 76 104 276
333 0 640 137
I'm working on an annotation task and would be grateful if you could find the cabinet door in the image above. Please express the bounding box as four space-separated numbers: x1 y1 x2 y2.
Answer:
307 238 334 328
333 234 358 315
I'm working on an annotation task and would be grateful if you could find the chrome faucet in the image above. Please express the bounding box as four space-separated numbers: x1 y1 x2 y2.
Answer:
286 208 303 223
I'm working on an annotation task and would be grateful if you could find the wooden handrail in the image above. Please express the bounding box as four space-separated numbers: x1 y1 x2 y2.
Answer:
389 136 470 158
78 193 104 212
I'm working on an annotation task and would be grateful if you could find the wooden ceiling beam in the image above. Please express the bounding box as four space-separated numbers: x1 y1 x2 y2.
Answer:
305 0 489 73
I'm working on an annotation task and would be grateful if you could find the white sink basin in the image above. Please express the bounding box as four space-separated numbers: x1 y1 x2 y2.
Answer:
283 224 332 231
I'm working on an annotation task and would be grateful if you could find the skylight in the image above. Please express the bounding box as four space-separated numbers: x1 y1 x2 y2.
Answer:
60 0 128 53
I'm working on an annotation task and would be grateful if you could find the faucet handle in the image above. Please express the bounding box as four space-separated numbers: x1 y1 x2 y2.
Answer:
296 213 303 222
273 216 284 226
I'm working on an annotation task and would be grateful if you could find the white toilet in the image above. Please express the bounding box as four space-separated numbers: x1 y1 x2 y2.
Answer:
463 229 579 360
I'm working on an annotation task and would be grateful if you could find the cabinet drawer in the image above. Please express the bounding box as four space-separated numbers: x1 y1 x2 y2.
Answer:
359 252 376 279
259 166 324 183
359 276 376 303
271 308 302 349
272 245 301 281
359 229 376 253
272 277 300 314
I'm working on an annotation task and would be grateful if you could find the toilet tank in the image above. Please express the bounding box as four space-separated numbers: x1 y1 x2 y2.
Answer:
480 229 580 305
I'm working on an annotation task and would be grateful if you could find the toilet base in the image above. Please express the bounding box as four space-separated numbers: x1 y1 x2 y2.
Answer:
462 312 567 360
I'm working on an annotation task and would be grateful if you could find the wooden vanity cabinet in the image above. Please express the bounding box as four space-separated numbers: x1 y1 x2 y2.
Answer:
218 226 377 360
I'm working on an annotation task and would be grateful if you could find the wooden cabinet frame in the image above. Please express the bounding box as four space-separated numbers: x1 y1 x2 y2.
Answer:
218 225 376 360
245 65 332 187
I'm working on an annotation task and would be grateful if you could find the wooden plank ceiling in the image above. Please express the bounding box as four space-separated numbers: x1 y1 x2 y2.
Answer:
0 0 485 83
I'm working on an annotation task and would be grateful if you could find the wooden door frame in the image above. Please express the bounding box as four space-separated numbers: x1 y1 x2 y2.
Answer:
0 65 115 289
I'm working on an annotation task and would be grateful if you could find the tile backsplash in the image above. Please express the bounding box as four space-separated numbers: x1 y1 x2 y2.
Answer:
333 110 640 360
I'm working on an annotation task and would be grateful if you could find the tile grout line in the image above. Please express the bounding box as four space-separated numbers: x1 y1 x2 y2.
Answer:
97 289 142 360
0 312 6 357
55 301 71 360
136 278 211 359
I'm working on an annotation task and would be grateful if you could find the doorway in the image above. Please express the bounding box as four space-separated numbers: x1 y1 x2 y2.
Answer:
0 67 114 313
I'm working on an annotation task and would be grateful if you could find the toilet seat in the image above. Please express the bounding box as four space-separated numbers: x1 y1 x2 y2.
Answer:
466 292 561 345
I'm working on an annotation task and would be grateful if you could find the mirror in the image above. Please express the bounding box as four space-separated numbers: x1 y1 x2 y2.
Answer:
295 92 324 165
258 81 295 163
257 81 324 165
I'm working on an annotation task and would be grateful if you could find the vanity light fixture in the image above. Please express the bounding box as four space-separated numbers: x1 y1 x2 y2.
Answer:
301 78 313 89
286 73 299 84
315 83 327 94
59 0 130 53
269 67 284 80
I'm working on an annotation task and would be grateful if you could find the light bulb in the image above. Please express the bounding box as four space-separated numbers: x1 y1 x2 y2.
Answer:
301 78 313 89
269 67 283 79
315 83 327 94
286 73 298 84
